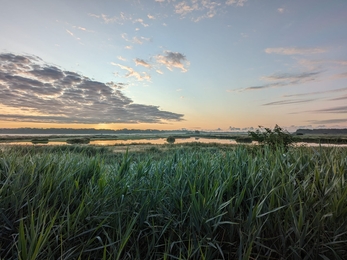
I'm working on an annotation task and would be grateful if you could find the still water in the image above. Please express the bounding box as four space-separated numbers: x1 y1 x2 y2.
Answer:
1 137 238 146
2 138 347 147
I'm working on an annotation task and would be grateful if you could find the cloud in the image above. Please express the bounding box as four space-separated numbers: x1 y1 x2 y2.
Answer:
283 87 347 98
133 18 149 27
117 56 127 61
265 47 327 55
173 0 222 22
277 8 284 13
308 118 347 125
66 29 81 41
121 33 151 44
0 53 183 124
155 51 189 72
226 0 247 7
72 26 94 33
175 2 198 16
329 95 347 101
298 59 347 71
88 12 132 24
333 72 347 79
134 58 152 68
315 106 347 114
89 12 150 28
147 14 156 19
66 30 74 36
262 99 315 106
231 71 321 92
262 71 321 81
111 62 151 81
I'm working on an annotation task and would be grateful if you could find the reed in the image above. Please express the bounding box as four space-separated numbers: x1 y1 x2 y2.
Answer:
1 145 347 259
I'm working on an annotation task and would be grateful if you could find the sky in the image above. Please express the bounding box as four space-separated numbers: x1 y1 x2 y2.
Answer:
0 0 347 131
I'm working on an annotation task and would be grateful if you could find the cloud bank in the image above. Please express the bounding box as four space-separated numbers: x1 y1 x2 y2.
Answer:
0 53 184 124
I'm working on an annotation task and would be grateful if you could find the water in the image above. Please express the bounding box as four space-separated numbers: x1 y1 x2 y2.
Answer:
1 137 238 146
1 138 347 147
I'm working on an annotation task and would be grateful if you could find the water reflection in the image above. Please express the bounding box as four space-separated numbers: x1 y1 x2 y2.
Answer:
90 137 238 145
1 138 347 147
2 138 237 146
294 142 347 147
1 141 68 146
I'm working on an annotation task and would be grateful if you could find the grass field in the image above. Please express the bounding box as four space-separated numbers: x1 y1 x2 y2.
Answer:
1 144 347 259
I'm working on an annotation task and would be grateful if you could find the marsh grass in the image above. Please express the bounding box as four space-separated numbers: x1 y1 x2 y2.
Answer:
1 145 347 259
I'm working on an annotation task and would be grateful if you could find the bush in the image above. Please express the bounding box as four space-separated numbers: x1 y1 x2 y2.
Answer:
248 124 293 150
166 136 175 144
66 138 90 144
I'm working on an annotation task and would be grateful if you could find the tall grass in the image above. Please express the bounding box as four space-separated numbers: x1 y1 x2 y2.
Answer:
1 145 347 259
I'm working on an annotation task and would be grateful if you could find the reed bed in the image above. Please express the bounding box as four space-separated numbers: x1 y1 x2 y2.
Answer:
1 145 347 259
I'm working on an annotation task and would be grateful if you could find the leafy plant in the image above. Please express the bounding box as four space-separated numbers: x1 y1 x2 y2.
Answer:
248 124 294 150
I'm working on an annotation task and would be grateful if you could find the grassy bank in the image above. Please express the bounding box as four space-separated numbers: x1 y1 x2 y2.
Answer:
1 145 347 259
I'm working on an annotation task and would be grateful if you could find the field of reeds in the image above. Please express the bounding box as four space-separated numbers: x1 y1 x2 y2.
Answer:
1 144 347 259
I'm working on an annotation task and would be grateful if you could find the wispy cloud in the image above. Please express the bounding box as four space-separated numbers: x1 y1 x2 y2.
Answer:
315 105 347 114
155 51 189 72
298 59 347 70
262 71 321 81
88 12 132 24
121 33 151 45
133 18 149 27
134 58 152 68
226 0 247 6
332 71 347 79
265 47 327 55
153 0 241 22
173 1 224 22
66 29 81 41
230 71 321 92
262 99 315 106
308 118 347 124
0 53 183 124
66 29 74 36
175 2 197 16
147 14 156 19
329 95 347 101
277 8 284 13
111 62 151 81
117 56 127 61
283 87 347 98
72 26 94 33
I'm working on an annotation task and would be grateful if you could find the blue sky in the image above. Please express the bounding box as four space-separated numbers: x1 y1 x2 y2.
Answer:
0 0 347 131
